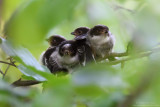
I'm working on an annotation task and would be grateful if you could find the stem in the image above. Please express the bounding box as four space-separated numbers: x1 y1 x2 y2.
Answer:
0 68 4 75
3 65 10 79
0 61 16 67
11 78 42 87
104 47 160 65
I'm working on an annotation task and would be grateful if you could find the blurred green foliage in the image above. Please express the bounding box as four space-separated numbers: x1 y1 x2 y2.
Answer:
0 0 160 107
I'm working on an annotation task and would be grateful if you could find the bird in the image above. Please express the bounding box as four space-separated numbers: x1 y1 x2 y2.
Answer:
86 25 115 60
71 27 90 39
40 35 66 66
48 40 82 74
71 27 95 65
46 35 66 48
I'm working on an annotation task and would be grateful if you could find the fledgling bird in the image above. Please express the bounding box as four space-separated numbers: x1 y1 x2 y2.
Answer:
87 25 115 60
46 35 66 48
71 27 95 64
48 40 82 73
71 27 90 40
41 35 66 66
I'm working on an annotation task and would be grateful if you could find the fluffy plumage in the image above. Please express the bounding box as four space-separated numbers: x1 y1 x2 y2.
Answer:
71 27 95 64
46 35 66 47
41 35 66 67
71 27 90 37
87 25 115 60
48 40 81 73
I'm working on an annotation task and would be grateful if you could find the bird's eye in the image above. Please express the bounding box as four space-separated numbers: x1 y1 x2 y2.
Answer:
100 30 104 33
51 39 55 43
96 30 99 33
78 30 82 34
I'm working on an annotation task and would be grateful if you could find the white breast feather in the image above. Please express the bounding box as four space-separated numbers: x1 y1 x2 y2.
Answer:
50 48 79 68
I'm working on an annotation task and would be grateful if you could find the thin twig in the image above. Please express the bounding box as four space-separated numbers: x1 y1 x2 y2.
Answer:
3 65 10 79
2 57 13 79
11 78 42 87
105 52 151 65
1 58 42 87
104 47 160 65
102 52 128 60
109 52 128 57
0 68 4 75
0 61 16 67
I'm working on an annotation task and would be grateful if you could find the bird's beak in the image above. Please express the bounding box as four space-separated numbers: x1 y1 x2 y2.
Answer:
104 30 109 36
71 32 75 35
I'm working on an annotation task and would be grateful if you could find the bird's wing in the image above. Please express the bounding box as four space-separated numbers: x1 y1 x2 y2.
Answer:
42 47 56 66
84 44 96 63
45 47 56 65
48 56 61 73
77 45 86 66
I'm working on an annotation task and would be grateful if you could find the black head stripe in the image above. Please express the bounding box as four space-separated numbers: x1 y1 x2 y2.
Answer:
72 27 90 36
47 35 66 46
89 25 109 35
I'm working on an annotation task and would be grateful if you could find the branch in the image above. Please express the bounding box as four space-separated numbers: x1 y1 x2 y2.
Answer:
11 78 41 87
108 52 128 57
3 65 10 79
104 47 160 65
1 58 41 87
99 51 128 61
2 57 13 79
105 52 150 65
0 68 4 75
0 61 16 67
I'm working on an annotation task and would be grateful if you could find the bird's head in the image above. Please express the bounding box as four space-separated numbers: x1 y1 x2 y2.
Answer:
89 25 109 37
71 27 90 37
59 41 78 57
46 35 66 47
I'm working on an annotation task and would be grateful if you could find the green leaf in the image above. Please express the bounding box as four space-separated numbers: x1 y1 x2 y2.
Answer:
0 80 29 97
72 63 127 88
21 75 36 80
0 39 52 81
2 0 22 21
74 85 106 97
18 64 47 81
0 80 37 107
5 0 80 46
35 77 73 107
